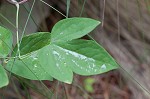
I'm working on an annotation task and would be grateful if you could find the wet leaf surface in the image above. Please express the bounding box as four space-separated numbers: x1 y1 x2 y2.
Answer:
6 18 118 83
6 52 53 80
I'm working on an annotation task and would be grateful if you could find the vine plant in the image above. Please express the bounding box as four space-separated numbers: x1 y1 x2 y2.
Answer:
0 0 118 88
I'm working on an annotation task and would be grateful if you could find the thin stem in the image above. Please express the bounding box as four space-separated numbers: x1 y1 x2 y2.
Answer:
22 4 42 31
101 0 106 27
18 0 28 4
79 0 87 17
40 0 67 18
11 79 22 99
117 0 121 62
0 14 16 28
63 84 69 99
66 0 71 18
73 80 93 99
7 0 27 4
20 0 36 44
55 81 60 99
15 3 21 57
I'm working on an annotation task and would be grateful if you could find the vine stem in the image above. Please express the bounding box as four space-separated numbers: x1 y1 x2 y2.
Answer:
16 2 21 57
7 0 21 57
40 0 67 18
7 0 27 4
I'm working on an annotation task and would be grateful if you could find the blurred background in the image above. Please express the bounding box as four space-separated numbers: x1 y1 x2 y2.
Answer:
0 0 150 99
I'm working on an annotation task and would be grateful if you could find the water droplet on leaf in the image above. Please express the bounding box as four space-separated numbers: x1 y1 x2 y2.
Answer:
34 64 37 68
60 32 64 35
101 64 106 70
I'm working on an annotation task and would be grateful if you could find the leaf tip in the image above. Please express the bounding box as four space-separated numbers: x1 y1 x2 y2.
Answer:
65 81 72 84
95 20 101 26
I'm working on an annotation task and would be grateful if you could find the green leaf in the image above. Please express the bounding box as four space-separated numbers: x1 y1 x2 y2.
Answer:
0 26 12 58
13 32 51 56
51 18 100 42
6 32 53 80
38 45 73 84
6 18 118 84
37 40 118 84
54 40 118 75
6 52 53 80
0 64 9 88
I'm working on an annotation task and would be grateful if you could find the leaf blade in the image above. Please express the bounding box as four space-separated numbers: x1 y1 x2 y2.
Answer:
0 64 9 88
5 18 118 84
6 32 53 81
0 26 12 58
55 39 118 75
38 45 73 84
6 52 53 81
51 18 100 42
13 32 51 56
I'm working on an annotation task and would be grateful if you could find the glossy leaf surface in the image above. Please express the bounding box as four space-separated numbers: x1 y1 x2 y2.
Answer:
38 45 73 83
37 40 118 83
13 32 51 56
6 52 53 80
6 18 118 84
54 40 118 75
51 18 100 42
6 32 52 81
